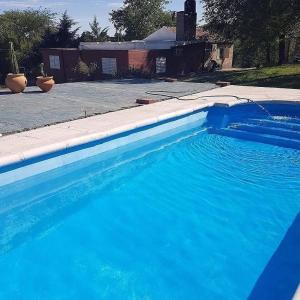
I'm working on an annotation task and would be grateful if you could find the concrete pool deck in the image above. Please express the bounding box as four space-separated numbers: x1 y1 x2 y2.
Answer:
0 85 299 168
0 79 216 135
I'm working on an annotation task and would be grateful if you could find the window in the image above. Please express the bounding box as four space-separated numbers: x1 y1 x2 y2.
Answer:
102 58 117 75
49 55 60 70
156 57 167 74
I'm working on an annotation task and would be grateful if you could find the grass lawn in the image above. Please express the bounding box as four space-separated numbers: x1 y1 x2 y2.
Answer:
184 64 300 89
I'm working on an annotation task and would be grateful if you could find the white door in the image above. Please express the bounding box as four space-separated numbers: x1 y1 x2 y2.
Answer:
102 58 117 75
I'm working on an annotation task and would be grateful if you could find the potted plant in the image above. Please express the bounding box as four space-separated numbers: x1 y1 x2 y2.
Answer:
5 42 27 93
36 63 55 92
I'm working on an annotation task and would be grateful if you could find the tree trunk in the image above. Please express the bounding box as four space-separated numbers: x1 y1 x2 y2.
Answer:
266 44 271 66
286 39 291 63
278 34 286 65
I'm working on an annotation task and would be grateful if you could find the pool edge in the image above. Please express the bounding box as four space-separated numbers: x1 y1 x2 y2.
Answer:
0 84 299 172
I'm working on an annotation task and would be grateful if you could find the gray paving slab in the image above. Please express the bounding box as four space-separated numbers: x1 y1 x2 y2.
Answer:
0 79 216 135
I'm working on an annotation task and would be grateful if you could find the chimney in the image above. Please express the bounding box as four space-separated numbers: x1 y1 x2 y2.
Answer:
176 0 197 41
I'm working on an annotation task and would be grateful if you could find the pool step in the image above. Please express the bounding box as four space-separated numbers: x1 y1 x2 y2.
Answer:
228 123 300 140
245 119 300 131
272 117 300 125
212 127 300 150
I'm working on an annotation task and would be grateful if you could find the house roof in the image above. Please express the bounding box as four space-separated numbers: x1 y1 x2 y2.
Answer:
78 26 226 52
40 48 78 51
144 26 176 42
146 26 228 43
79 40 178 51
143 26 210 42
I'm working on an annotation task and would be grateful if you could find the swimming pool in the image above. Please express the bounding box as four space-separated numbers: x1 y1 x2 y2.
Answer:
0 102 299 300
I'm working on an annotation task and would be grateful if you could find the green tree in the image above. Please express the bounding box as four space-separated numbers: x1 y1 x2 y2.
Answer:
89 16 109 41
55 11 80 47
110 0 175 40
202 0 300 66
80 16 109 42
0 8 55 69
40 11 80 48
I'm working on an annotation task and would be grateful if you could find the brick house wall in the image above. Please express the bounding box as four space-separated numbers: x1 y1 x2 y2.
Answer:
41 41 229 83
211 44 234 69
128 45 206 76
172 43 206 74
128 49 175 74
41 48 81 83
147 49 172 74
80 50 129 76
41 49 65 83
41 48 130 82
128 50 150 72
221 45 234 69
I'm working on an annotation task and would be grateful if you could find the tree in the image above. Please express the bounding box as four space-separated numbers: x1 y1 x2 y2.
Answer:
110 0 175 40
41 11 80 48
80 16 109 42
89 16 109 41
202 0 300 66
55 11 80 47
0 8 55 69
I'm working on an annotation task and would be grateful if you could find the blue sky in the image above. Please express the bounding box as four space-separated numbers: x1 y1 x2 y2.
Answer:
0 0 204 34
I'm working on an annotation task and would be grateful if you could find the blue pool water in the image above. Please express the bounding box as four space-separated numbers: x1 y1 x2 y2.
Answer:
0 103 299 300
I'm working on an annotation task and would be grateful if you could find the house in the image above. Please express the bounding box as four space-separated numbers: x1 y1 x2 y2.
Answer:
41 0 233 83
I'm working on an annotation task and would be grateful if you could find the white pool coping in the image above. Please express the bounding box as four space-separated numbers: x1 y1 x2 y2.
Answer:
0 85 299 169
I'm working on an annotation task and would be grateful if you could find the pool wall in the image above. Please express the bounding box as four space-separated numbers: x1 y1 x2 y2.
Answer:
1 97 300 188
0 110 209 187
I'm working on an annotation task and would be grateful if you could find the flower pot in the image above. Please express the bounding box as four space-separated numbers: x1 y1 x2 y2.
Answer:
36 76 55 92
5 73 27 93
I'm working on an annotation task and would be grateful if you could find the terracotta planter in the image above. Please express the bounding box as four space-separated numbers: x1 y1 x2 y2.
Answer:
36 76 55 92
5 73 27 93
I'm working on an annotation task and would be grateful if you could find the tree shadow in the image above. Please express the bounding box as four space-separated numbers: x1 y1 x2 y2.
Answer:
248 75 300 89
248 212 300 300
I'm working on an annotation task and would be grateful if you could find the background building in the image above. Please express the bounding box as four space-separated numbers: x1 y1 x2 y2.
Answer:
41 1 233 83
